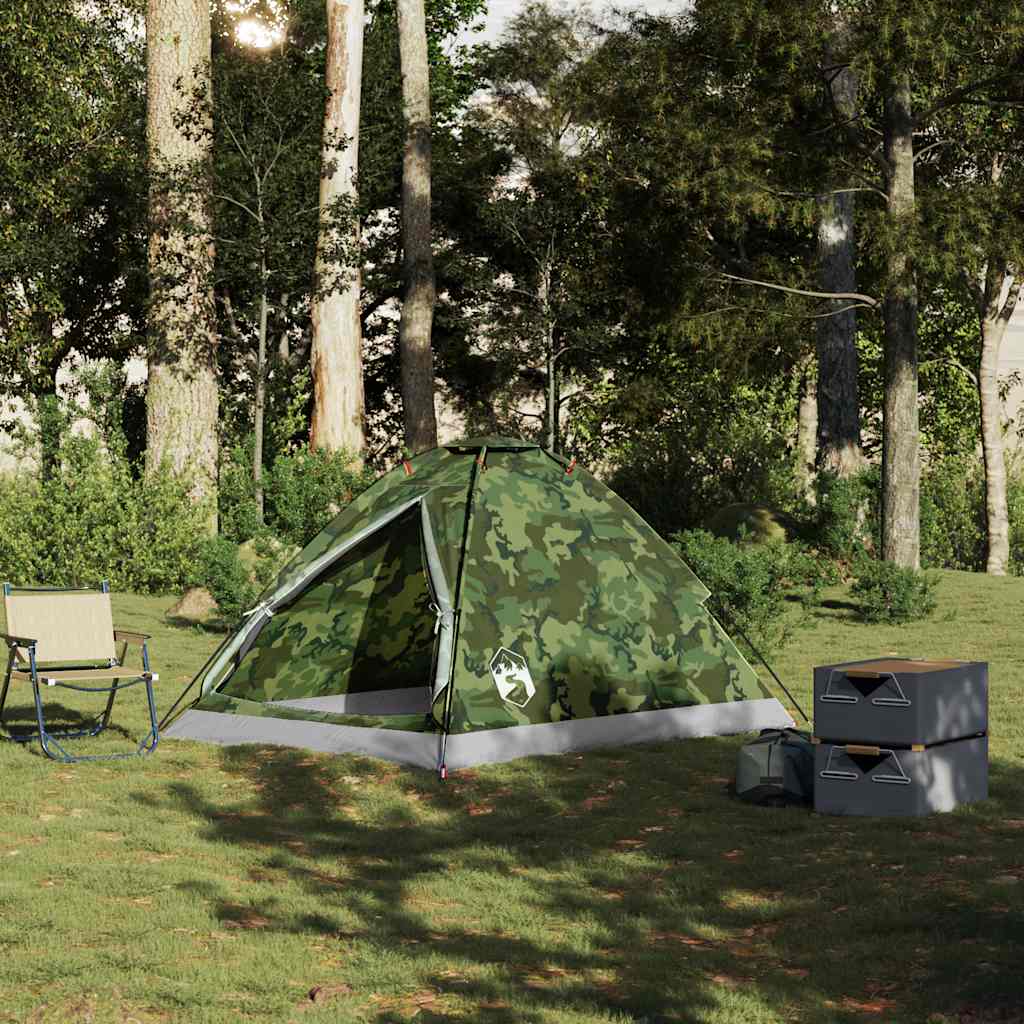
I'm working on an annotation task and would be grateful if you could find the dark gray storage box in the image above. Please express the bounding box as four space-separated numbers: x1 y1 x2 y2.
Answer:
813 735 988 817
814 658 987 746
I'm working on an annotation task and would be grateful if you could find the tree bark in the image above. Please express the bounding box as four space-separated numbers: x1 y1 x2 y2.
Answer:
796 353 818 502
978 263 1021 575
310 0 365 457
817 46 864 480
254 251 268 525
396 0 438 453
145 0 219 529
880 73 920 568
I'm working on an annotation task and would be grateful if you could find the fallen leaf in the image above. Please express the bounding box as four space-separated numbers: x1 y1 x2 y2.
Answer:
707 973 740 988
651 932 707 946
842 996 897 1013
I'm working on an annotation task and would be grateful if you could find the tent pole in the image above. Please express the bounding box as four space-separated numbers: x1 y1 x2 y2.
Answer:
437 444 488 778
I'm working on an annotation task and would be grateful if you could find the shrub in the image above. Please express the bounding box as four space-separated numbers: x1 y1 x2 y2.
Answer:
191 536 259 627
264 447 374 547
218 444 263 544
919 457 985 572
851 560 938 624
219 445 374 547
0 434 208 592
674 529 826 657
811 468 880 564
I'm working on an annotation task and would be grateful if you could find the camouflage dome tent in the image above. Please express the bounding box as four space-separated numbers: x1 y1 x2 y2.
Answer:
162 438 792 772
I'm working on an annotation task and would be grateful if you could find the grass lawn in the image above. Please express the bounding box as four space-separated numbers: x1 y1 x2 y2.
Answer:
0 571 1022 1024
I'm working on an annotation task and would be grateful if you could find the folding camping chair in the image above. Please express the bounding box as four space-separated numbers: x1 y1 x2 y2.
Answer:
0 582 159 763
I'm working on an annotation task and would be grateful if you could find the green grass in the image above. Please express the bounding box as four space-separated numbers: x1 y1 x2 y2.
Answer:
0 573 1022 1024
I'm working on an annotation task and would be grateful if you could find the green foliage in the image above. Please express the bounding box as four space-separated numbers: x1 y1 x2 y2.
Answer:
812 468 880 564
218 446 264 544
0 435 207 594
265 448 375 546
919 457 987 572
0 0 145 403
191 536 259 627
674 529 825 657
219 445 375 547
851 560 939 624
574 352 800 538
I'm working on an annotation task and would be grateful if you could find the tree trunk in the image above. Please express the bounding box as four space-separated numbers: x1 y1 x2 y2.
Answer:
817 52 864 479
145 0 219 530
880 74 920 569
796 353 818 502
254 251 268 525
310 0 365 457
978 266 1021 575
396 0 438 453
539 260 557 452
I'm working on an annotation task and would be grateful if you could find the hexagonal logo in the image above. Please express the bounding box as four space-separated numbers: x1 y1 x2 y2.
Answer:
489 647 536 708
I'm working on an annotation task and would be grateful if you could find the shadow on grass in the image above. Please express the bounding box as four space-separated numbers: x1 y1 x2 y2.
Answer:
138 738 1024 1024
0 700 133 743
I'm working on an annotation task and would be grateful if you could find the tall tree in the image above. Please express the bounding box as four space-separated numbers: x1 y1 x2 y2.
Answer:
309 0 365 457
877 71 921 567
0 0 145 472
817 21 865 479
146 0 219 523
396 0 438 452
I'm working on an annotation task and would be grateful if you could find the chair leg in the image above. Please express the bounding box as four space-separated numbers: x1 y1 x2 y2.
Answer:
93 681 120 736
138 675 160 756
30 674 71 763
0 648 14 725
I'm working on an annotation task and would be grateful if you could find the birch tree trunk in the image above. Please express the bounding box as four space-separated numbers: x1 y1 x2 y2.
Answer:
310 0 365 457
254 251 268 525
817 48 864 479
397 0 438 453
146 0 219 529
880 73 920 568
796 353 818 502
978 264 1021 575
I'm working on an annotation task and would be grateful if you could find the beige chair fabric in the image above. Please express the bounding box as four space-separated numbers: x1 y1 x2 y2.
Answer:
4 591 116 664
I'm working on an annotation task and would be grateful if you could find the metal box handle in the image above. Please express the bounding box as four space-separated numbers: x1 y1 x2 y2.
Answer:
820 668 912 708
819 745 912 785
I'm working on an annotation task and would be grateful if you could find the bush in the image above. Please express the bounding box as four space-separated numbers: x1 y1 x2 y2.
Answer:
190 536 259 626
0 434 208 593
219 445 374 547
919 457 986 572
674 529 826 657
851 560 938 624
811 468 879 564
264 447 374 546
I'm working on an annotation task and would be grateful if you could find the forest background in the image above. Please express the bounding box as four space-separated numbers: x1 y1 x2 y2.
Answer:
4 0 1024 627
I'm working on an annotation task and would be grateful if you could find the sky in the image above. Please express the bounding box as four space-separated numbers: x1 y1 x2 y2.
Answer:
459 0 684 44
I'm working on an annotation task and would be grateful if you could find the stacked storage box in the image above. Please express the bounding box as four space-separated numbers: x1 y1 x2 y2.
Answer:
813 658 988 816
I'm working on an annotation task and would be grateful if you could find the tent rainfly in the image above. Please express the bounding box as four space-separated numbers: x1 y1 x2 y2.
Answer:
162 438 793 772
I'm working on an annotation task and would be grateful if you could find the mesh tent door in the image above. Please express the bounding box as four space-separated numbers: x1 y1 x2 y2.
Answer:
218 508 437 714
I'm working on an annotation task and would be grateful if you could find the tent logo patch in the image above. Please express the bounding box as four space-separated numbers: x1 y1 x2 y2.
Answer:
490 648 536 707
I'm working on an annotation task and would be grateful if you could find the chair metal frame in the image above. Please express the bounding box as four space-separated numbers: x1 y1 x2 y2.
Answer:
0 581 159 763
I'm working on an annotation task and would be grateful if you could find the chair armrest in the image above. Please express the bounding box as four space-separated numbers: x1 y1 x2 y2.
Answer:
114 629 151 645
0 630 36 649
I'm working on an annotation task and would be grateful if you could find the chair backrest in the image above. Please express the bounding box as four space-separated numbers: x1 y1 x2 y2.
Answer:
3 586 116 665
